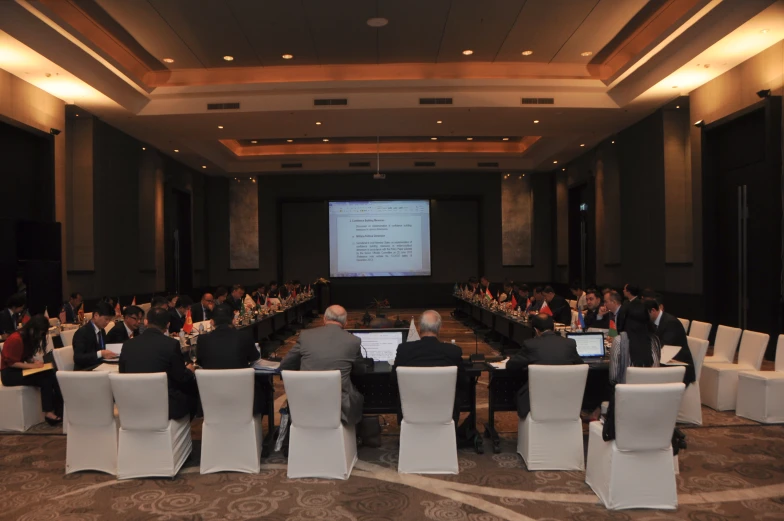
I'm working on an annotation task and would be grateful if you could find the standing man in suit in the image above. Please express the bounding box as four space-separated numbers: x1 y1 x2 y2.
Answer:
72 302 118 370
62 293 82 324
191 293 214 323
542 286 572 325
623 284 640 303
197 304 268 415
226 285 245 313
106 305 143 345
280 304 366 425
393 310 467 425
583 289 610 329
604 291 627 332
644 298 696 385
0 293 26 339
119 307 198 420
506 314 584 418
168 296 192 334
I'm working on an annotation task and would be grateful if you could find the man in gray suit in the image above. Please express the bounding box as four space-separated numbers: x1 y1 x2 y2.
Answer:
280 305 366 425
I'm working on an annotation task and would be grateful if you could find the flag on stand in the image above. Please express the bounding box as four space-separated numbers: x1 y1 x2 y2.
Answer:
577 310 586 329
525 298 532 312
608 318 618 337
510 294 518 310
183 308 193 334
485 287 493 300
115 302 121 316
407 317 420 342
44 307 49 319
131 296 137 305
540 300 553 316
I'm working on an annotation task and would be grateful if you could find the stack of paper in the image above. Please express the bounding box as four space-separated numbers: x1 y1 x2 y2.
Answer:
254 359 281 373
489 358 509 369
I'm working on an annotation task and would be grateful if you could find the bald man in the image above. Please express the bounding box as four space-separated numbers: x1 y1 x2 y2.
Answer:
280 305 366 425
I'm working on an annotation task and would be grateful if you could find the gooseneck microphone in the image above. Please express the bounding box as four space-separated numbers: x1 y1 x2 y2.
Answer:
359 341 375 369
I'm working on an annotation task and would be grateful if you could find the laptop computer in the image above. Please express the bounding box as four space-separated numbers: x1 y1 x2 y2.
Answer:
567 331 606 362
346 329 408 363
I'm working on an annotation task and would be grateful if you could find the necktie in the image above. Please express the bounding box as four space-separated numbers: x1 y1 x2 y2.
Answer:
98 330 105 350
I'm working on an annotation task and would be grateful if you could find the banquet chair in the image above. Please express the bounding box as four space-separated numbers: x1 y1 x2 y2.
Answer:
677 318 690 334
52 346 75 433
701 330 769 411
83 313 92 321
59 328 77 347
196 368 261 474
518 364 588 470
138 303 151 313
736 334 784 423
678 337 710 425
703 325 742 364
397 366 458 474
0 344 44 432
586 383 685 510
626 366 685 384
104 321 115 334
109 373 192 479
282 370 356 479
57 371 118 474
687 321 711 342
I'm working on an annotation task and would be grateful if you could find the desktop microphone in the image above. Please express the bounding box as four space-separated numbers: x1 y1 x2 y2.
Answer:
359 341 375 369
470 329 485 362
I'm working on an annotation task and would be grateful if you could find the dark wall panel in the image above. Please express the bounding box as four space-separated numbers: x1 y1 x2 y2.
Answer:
0 120 53 223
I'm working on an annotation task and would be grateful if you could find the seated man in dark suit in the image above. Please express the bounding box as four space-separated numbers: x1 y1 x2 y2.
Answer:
119 307 198 420
197 304 268 415
266 281 280 299
542 286 572 325
583 289 610 329
214 286 228 305
280 304 366 425
392 310 468 425
72 302 119 370
106 305 143 345
150 295 168 310
61 292 82 324
191 293 214 323
644 297 696 385
0 293 26 340
168 296 193 334
250 284 267 306
603 291 627 332
506 314 584 419
226 285 245 313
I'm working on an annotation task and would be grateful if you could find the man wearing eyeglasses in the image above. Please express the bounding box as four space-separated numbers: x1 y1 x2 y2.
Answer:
191 293 214 323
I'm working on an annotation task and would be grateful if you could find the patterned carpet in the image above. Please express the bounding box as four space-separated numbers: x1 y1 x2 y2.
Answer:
2 308 783 521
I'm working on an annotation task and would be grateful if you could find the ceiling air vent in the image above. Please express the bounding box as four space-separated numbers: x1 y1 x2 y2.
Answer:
207 102 240 110
477 162 499 168
349 161 371 167
414 161 436 167
281 162 302 169
419 98 453 105
314 98 348 106
521 98 554 105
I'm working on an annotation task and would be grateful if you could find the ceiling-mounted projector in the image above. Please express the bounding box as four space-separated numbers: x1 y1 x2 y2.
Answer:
373 172 386 180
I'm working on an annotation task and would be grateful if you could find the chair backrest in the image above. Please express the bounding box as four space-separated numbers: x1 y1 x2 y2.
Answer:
52 346 75 372
84 312 93 321
687 336 710 380
60 329 77 347
282 370 341 429
57 371 115 427
626 366 685 384
568 299 577 310
738 330 769 370
529 364 589 421
775 334 784 372
196 368 254 424
48 318 59 327
109 373 169 430
615 383 685 451
688 321 712 341
139 303 151 313
397 366 457 424
677 317 690 334
713 325 742 362
105 321 115 333
45 333 54 353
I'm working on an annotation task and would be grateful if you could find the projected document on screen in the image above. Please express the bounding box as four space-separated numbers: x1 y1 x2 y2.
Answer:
329 200 431 277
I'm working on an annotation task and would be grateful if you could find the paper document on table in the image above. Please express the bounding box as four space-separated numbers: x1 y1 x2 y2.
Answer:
93 363 119 373
489 358 509 369
660 345 681 365
106 343 123 355
23 363 53 377
254 359 281 372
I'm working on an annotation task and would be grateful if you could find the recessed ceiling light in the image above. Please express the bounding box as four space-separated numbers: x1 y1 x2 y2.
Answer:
502 137 509 141
462 49 473 56
323 138 329 142
436 120 442 124
218 125 224 129
467 137 473 141
611 140 615 144
581 51 593 57
163 58 174 64
367 17 388 27
202 165 207 169
315 121 322 125
174 149 179 152
522 50 534 56
142 147 146 151
75 114 79 117
282 54 293 60
580 144 585 147
676 105 680 109
431 137 437 140
533 120 539 124
562 168 566 171
286 139 293 143
760 29 769 34
553 160 558 164
223 55 234 61
251 140 258 144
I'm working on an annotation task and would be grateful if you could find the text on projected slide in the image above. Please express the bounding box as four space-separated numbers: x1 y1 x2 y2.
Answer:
329 200 431 277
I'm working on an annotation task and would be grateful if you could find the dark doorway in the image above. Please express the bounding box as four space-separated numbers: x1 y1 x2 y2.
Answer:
165 189 193 294
568 181 596 288
703 99 782 358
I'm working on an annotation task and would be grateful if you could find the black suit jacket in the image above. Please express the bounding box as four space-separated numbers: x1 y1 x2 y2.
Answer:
584 308 610 329
548 295 572 325
169 309 186 334
190 303 212 323
62 303 78 324
611 304 628 332
105 321 133 345
226 295 243 313
197 325 259 369
0 308 17 335
73 322 106 371
119 328 197 420
506 331 584 418
655 312 696 385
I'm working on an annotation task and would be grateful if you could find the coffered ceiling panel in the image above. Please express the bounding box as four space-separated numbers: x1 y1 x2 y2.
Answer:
436 0 525 62
301 0 378 64
377 0 451 64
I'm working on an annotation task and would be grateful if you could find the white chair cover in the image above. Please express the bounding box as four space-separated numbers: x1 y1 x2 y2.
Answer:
586 383 685 510
518 365 588 470
678 337 709 425
57 371 118 474
397 366 458 474
48 318 59 327
60 329 77 347
701 330 769 411
282 370 356 479
0 381 44 432
109 373 192 479
704 325 742 364
196 368 261 474
688 321 712 342
139 303 151 313
626 366 685 384
737 334 784 423
53 346 75 372
676 318 690 334
104 321 115 334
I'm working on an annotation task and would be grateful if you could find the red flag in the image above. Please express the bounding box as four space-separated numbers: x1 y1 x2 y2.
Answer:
609 319 616 331
183 308 193 334
115 302 121 316
510 295 518 309
540 300 553 316
485 287 493 300
291 289 297 299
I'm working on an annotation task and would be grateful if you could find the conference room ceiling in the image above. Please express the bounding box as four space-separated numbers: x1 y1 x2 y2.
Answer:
0 0 781 174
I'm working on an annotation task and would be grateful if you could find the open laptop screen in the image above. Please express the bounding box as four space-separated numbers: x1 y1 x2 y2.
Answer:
567 332 605 358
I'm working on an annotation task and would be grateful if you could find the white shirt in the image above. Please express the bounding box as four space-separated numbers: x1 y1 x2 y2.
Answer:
124 323 134 339
654 311 663 328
